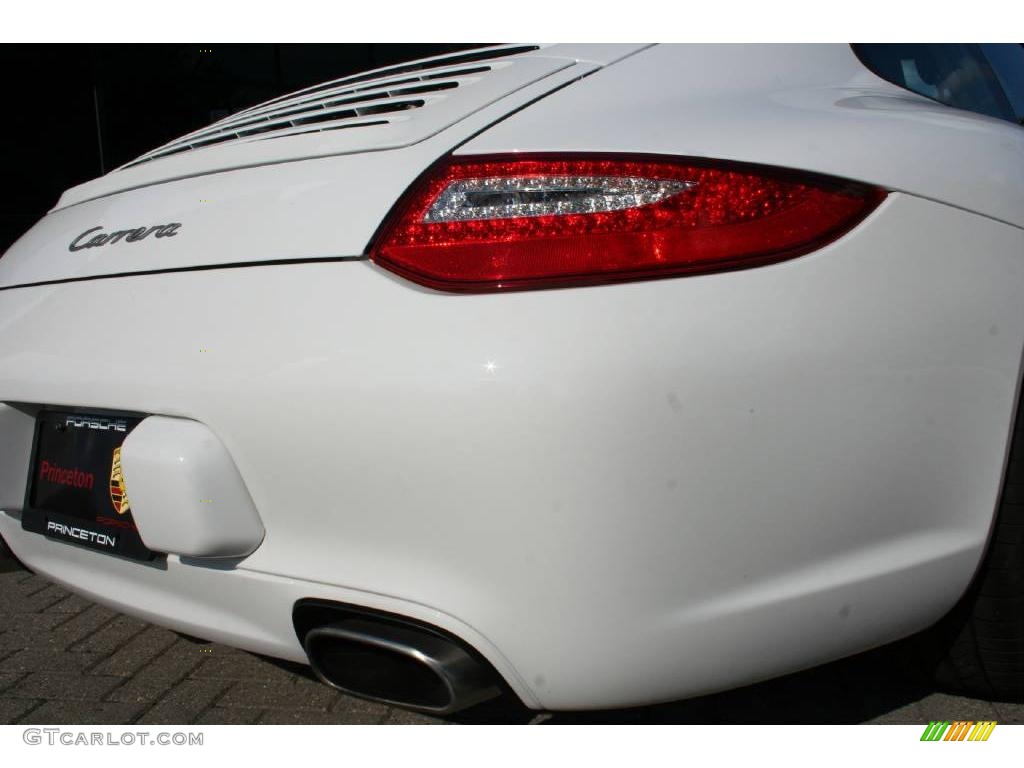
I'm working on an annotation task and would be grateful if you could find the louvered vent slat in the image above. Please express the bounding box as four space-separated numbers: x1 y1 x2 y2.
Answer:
122 45 539 169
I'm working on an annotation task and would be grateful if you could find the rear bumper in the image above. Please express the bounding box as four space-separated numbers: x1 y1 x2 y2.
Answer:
2 193 1023 710
0 514 536 705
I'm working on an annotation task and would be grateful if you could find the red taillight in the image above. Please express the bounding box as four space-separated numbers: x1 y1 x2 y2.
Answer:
370 155 885 292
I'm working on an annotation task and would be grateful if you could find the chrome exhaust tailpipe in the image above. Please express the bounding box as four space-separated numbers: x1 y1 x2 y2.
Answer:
304 618 501 715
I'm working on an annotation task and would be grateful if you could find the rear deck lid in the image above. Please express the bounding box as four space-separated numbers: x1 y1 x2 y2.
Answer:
58 45 575 209
0 45 646 289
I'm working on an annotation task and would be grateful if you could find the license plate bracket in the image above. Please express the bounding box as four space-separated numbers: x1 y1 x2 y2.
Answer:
21 409 157 561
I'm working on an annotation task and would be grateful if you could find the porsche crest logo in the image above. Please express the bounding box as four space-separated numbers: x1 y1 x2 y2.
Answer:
109 446 131 515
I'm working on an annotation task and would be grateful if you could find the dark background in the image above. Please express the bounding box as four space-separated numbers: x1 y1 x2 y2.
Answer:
0 44 476 253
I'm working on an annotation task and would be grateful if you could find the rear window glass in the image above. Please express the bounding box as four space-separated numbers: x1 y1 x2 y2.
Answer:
853 43 1019 124
980 43 1024 120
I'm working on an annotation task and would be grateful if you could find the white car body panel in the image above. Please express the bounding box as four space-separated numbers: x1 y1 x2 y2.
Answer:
120 415 264 558
1 44 1023 711
461 44 1024 229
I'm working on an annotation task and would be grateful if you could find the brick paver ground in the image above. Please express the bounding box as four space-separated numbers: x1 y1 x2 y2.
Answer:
2 546 1022 725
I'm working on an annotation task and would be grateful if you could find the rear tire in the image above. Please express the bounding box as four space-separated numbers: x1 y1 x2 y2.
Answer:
917 398 1024 700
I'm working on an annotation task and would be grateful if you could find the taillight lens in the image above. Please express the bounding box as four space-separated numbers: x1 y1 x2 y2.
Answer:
370 155 885 292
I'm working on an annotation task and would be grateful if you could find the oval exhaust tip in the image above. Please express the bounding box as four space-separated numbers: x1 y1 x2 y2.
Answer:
304 618 500 715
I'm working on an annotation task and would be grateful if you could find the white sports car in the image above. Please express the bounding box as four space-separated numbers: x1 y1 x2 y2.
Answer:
1 43 1023 716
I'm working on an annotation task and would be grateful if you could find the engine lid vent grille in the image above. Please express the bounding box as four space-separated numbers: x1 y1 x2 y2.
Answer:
121 45 540 169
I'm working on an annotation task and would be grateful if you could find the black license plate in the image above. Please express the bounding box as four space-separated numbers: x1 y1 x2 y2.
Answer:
22 410 156 561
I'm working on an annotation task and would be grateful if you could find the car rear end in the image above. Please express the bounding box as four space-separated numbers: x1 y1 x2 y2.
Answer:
1 43 1023 713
